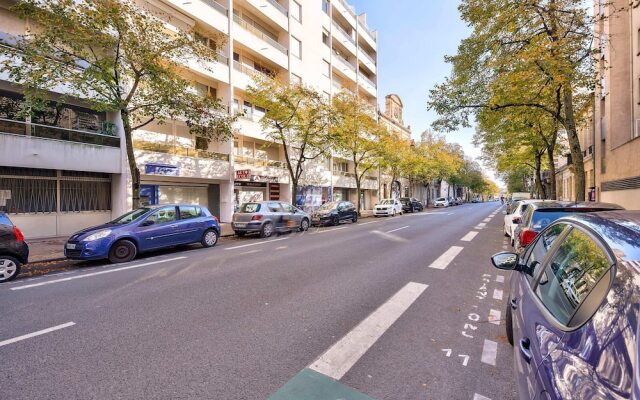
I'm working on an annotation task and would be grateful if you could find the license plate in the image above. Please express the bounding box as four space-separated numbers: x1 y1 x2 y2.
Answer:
66 243 76 250
234 223 247 228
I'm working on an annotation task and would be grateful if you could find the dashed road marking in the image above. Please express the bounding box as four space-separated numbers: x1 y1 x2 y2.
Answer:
474 394 491 400
357 220 378 226
386 225 409 234
11 257 187 291
481 339 498 366
428 246 464 270
493 289 504 301
483 218 491 222
309 282 428 380
477 222 487 228
225 238 289 250
496 275 505 283
0 322 75 347
313 226 349 234
488 309 501 325
461 231 478 242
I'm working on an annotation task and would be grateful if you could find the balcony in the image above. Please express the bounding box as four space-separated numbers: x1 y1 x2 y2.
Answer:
185 54 230 84
164 0 229 34
357 18 377 49
358 73 377 97
333 53 357 82
233 13 288 68
0 118 122 174
235 155 285 169
234 155 290 183
332 22 357 56
358 47 377 74
244 0 288 30
333 0 357 26
233 60 272 90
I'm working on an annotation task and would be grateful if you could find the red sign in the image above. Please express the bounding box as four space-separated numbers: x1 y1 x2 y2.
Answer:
235 169 251 180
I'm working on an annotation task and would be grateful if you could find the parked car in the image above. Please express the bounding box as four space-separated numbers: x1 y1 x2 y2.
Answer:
374 198 403 217
65 205 220 263
502 200 537 245
399 197 423 213
311 201 357 226
434 197 450 207
512 201 624 253
0 212 29 283
491 211 640 400
233 201 311 237
471 198 480 203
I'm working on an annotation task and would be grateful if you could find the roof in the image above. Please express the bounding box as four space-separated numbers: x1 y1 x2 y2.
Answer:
560 211 640 262
527 201 624 211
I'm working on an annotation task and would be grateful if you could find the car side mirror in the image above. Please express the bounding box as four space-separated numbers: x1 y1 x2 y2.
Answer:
140 220 155 227
491 252 519 270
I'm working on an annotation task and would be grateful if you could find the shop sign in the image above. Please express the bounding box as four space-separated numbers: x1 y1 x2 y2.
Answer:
0 189 10 207
234 181 267 188
235 169 251 180
250 175 279 183
145 163 179 176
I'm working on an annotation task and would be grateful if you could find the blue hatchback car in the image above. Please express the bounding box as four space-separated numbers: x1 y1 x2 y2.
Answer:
491 211 640 399
65 204 220 263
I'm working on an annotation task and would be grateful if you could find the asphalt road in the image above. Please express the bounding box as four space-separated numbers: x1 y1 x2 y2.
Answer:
0 202 518 400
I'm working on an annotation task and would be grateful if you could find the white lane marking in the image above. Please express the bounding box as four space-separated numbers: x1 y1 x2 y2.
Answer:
493 288 504 300
309 282 428 380
489 309 501 325
312 226 348 234
0 322 75 347
357 221 378 226
428 246 464 270
11 257 186 291
224 237 288 250
496 275 505 283
275 246 288 250
477 222 487 228
239 249 260 256
474 394 492 400
386 225 409 234
460 231 478 242
475 226 484 230
483 218 491 222
481 339 498 366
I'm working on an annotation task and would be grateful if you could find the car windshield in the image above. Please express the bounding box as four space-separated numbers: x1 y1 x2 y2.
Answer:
381 200 393 205
436 197 446 201
111 208 151 225
318 202 338 211
240 203 261 213
399 198 409 204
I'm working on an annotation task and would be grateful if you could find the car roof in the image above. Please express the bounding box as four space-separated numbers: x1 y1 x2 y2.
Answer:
558 211 640 262
527 201 624 211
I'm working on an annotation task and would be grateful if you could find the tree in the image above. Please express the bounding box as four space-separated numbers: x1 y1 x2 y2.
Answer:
331 91 382 214
428 0 596 201
377 130 412 197
0 0 235 208
247 77 334 202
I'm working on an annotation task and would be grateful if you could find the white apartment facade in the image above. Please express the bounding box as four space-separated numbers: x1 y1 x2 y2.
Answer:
0 0 380 238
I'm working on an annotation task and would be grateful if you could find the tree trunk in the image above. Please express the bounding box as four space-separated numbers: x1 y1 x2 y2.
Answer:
121 109 140 209
534 153 545 200
354 175 362 216
291 180 298 207
562 85 586 201
546 144 557 200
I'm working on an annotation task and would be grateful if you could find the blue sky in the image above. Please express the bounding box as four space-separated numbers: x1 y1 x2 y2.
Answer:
349 0 499 184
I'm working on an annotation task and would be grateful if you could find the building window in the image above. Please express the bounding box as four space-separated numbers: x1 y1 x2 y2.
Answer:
322 29 330 47
323 60 330 77
233 99 240 113
333 161 348 172
291 73 302 85
322 0 329 14
291 36 302 59
292 1 301 22
243 101 253 116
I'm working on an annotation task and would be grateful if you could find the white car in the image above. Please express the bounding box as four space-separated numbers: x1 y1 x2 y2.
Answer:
503 200 535 244
374 199 403 217
434 197 450 207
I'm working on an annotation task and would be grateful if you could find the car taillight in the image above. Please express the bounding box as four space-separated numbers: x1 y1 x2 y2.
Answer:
251 214 263 221
520 228 537 248
13 226 25 242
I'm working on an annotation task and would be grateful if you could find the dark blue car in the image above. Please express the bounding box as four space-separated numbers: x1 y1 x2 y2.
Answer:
65 205 220 263
491 211 640 399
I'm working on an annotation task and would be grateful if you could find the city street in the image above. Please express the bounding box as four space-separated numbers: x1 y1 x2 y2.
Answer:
0 202 517 400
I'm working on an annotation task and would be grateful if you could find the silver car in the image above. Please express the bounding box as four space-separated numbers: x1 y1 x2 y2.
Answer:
232 201 311 238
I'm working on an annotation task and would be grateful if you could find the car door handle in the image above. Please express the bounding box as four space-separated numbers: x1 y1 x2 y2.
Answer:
169 224 179 228
511 298 518 310
519 337 533 364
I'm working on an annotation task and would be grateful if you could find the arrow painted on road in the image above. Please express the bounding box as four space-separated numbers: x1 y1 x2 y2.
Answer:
441 348 452 357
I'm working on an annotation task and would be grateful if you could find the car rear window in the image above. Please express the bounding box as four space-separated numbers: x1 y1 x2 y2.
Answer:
0 213 13 227
436 198 445 201
240 203 261 213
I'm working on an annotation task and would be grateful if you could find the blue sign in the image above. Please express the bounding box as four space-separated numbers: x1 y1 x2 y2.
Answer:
145 163 179 176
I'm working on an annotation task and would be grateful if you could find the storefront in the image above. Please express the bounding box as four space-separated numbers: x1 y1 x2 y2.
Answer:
233 169 284 211
296 185 332 213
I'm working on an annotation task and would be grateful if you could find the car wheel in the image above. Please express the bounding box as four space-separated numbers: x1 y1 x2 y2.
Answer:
332 216 339 226
0 255 21 283
411 206 415 213
506 301 514 346
392 210 396 217
201 229 219 248
352 214 358 223
299 218 310 232
235 231 246 237
260 222 274 238
108 240 137 263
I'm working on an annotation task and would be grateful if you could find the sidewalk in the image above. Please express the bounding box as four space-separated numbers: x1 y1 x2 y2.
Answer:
25 223 235 264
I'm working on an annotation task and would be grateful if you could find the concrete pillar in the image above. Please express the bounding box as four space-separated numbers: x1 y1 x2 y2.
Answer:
219 180 234 223
108 111 130 216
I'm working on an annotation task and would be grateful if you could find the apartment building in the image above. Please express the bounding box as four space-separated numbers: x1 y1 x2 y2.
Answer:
0 0 380 237
378 94 411 199
593 0 640 209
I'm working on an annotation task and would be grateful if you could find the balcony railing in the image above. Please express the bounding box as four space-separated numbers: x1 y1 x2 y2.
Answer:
233 14 287 54
134 140 230 161
235 155 286 169
358 21 376 42
202 0 228 15
336 0 356 18
0 118 120 147
333 170 355 178
266 0 288 16
359 73 376 88
233 60 271 80
359 49 376 66
216 53 229 65
334 52 356 72
332 22 355 45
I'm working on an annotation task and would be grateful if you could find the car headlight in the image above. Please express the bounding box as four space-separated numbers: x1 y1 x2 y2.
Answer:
84 229 112 241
